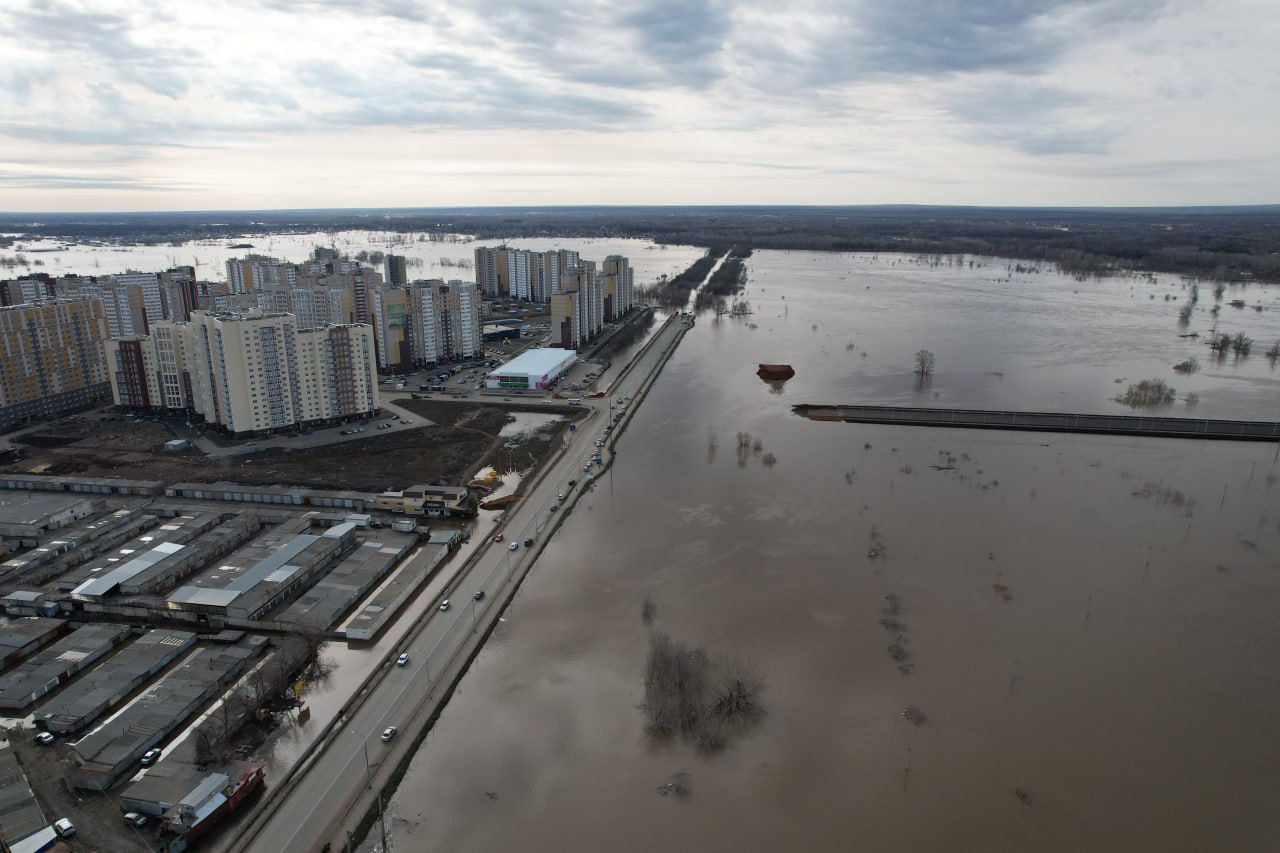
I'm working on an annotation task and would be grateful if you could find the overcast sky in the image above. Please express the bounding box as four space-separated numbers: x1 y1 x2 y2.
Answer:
0 0 1276 212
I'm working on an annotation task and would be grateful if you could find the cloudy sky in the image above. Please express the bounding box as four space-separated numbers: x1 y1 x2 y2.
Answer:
0 0 1276 211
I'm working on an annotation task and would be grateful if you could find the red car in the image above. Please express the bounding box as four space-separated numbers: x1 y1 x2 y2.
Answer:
493 534 504 542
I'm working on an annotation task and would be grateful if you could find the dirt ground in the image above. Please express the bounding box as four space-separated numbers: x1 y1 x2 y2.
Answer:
1 402 576 493
5 729 150 852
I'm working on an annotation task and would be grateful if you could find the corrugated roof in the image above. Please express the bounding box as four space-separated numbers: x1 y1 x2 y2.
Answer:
70 542 185 600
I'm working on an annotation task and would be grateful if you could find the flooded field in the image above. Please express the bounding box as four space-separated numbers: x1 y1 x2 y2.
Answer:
374 253 1280 852
2 230 704 291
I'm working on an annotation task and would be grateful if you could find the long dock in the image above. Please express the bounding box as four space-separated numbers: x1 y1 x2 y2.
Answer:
794 404 1280 442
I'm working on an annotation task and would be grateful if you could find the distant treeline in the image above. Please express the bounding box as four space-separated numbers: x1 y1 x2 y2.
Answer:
640 247 727 309
693 247 752 311
5 205 1280 282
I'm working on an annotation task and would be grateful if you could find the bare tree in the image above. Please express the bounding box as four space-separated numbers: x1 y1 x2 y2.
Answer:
914 349 935 376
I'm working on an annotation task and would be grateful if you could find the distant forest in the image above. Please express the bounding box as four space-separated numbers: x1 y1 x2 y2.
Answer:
3 204 1279 282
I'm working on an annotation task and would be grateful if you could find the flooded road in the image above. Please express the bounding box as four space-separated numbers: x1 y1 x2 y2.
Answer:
376 253 1280 851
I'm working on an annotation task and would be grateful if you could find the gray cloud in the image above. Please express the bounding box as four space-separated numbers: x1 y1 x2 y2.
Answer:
0 171 190 191
16 0 190 97
735 0 1173 92
943 81 1114 155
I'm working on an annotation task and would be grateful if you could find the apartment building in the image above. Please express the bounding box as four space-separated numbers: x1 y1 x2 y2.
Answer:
370 285 412 372
473 246 584 302
225 255 297 295
0 275 56 306
409 279 482 364
109 310 379 436
105 323 193 412
0 298 111 429
601 255 635 321
474 246 502 298
550 264 607 350
384 254 408 286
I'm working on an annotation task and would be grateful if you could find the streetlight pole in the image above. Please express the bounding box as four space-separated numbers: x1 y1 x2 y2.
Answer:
353 731 389 852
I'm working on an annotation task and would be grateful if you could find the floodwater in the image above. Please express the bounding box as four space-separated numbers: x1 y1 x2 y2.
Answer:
3 230 705 292
373 252 1280 852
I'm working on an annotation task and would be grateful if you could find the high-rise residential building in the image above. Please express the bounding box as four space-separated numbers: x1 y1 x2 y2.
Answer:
601 255 635 321
295 266 381 325
551 264 605 349
105 322 193 411
0 298 111 429
474 247 502 298
409 279 482 364
502 248 535 301
384 254 408 286
538 249 580 302
225 255 297 294
473 246 607 304
370 285 412 372
0 274 56 306
161 267 200 322
107 309 379 436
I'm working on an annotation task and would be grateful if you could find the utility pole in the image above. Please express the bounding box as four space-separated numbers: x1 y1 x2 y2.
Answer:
354 731 389 851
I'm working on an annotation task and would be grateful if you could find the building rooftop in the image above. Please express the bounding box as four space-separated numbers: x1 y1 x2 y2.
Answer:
0 623 132 712
70 542 185 600
487 347 577 378
0 491 90 527
0 617 66 670
0 740 48 845
35 630 197 734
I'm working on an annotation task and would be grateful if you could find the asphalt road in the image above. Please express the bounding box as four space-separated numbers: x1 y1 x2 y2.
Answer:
240 314 688 853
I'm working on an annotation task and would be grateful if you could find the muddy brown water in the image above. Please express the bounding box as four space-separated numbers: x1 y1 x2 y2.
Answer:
364 253 1280 852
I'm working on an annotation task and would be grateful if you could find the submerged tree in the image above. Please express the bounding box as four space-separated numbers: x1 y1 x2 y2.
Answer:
1117 379 1177 408
914 349 935 377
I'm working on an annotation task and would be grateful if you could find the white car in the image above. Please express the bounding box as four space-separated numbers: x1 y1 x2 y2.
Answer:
508 542 518 551
439 599 451 611
34 731 55 745
53 818 75 838
397 653 410 666
381 726 397 742
123 812 148 827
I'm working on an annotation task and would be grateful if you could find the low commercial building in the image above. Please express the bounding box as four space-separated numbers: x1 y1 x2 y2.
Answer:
69 637 267 790
35 629 198 734
164 482 373 511
373 484 471 517
0 492 95 538
165 524 355 621
483 348 577 391
0 623 132 713
0 617 68 672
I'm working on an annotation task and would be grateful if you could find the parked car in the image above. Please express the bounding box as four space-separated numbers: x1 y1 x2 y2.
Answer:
53 818 75 838
439 600 451 611
140 748 162 766
34 731 55 745
123 812 148 827
381 726 397 742
397 653 410 666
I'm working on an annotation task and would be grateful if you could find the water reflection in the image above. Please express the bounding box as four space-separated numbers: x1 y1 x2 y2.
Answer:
371 252 1280 853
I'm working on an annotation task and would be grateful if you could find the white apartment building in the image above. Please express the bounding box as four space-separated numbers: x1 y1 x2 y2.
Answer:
109 310 379 436
409 279 482 364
